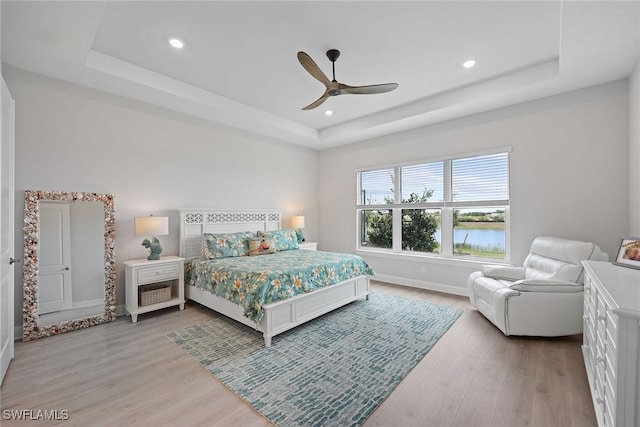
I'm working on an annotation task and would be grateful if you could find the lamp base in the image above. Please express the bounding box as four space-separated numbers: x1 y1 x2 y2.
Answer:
141 237 163 261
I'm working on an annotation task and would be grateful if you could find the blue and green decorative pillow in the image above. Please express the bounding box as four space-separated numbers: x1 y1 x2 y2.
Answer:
203 231 254 259
258 229 299 251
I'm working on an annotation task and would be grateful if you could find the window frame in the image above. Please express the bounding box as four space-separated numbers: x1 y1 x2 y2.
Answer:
356 148 511 263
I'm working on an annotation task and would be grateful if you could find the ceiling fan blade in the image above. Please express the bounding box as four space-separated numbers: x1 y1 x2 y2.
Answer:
302 92 330 110
297 51 331 88
338 82 399 95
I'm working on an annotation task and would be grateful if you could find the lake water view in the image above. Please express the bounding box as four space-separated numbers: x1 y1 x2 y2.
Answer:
436 228 506 250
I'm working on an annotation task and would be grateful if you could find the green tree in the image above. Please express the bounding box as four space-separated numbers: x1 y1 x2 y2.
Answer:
366 189 440 252
366 210 392 249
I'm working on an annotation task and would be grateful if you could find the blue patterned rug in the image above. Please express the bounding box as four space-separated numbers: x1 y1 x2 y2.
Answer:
168 292 462 427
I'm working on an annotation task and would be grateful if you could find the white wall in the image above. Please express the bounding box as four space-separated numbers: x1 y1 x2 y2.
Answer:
319 81 629 294
630 59 640 236
5 66 318 328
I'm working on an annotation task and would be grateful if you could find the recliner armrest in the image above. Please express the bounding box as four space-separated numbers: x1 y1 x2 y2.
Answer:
481 265 525 281
510 279 584 293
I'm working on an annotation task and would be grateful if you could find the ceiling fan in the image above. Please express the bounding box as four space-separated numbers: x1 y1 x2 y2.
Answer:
297 49 399 110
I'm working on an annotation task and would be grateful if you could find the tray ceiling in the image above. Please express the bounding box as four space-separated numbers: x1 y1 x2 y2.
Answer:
2 1 639 149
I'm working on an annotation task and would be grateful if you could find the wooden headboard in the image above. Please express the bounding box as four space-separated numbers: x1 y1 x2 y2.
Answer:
178 209 281 260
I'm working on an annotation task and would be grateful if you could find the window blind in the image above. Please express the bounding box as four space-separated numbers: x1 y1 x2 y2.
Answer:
451 153 509 203
359 168 395 205
401 162 444 203
358 152 509 207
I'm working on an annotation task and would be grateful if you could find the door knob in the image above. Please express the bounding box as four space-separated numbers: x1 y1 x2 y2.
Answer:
9 258 20 265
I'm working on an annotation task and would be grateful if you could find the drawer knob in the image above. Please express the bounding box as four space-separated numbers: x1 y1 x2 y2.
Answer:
596 397 605 405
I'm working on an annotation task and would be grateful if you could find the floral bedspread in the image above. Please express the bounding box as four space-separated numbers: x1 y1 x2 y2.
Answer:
187 250 375 322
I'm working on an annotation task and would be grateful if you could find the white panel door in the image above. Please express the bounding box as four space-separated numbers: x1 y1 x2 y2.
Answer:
1 77 16 384
38 203 72 314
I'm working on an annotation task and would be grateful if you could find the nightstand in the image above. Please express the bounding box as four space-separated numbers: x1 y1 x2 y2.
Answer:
298 242 318 251
124 256 185 323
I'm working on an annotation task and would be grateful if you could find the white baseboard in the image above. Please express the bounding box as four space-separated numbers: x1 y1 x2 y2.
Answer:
373 274 470 297
14 304 126 341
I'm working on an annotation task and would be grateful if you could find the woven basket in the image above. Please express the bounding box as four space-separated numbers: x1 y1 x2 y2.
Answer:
139 283 171 306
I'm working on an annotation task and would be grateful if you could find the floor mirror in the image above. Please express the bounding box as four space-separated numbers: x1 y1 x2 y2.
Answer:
23 190 116 341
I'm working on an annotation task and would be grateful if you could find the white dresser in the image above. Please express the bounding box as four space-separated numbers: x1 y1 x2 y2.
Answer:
581 260 640 427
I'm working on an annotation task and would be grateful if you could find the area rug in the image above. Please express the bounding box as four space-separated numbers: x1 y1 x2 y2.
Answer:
167 292 462 427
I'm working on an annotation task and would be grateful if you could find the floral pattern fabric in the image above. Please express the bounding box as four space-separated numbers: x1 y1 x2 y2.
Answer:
188 249 375 322
203 231 254 259
258 229 299 251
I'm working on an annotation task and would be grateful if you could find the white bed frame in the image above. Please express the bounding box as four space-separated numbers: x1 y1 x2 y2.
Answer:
179 209 370 346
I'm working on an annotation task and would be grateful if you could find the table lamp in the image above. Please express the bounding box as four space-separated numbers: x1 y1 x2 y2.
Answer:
135 215 169 260
291 215 305 242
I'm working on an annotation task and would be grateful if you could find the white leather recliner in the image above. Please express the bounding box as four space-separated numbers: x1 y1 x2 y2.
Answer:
467 236 608 337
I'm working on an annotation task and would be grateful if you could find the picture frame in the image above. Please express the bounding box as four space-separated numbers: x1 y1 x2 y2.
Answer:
612 237 640 270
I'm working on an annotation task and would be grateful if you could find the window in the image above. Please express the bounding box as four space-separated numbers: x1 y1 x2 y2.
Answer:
357 151 510 260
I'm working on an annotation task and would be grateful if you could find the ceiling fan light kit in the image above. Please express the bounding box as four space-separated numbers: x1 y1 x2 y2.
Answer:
297 49 399 110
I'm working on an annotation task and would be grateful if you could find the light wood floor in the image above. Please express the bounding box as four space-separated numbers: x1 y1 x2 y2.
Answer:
1 281 596 427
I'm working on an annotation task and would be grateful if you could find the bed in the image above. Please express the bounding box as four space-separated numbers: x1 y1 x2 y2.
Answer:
179 209 373 346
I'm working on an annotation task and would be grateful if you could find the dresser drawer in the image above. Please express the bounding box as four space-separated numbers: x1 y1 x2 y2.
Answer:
583 346 595 380
596 293 607 317
594 368 606 406
604 395 615 427
604 347 618 389
605 326 617 359
595 329 607 360
584 295 595 318
605 311 618 356
584 274 594 294
584 314 596 337
595 310 608 342
585 285 596 309
606 308 618 330
137 263 181 284
585 326 596 355
604 351 616 396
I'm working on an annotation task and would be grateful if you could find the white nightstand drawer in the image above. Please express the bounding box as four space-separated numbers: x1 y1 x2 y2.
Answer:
137 263 180 284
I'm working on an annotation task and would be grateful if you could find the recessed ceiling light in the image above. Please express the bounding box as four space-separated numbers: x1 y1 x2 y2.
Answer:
325 110 333 116
169 38 184 49
463 59 476 68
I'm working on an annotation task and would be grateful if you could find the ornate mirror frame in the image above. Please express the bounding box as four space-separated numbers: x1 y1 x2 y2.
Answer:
23 190 116 341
